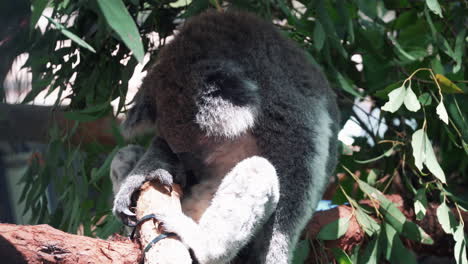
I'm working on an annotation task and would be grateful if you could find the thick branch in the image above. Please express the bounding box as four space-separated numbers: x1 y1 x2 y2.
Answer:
135 182 191 264
0 224 140 264
304 194 468 262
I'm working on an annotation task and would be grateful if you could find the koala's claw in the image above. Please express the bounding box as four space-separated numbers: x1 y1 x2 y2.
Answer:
123 207 136 217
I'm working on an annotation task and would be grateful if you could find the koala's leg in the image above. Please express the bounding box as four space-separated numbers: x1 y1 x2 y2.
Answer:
112 137 179 224
110 145 146 196
150 156 280 264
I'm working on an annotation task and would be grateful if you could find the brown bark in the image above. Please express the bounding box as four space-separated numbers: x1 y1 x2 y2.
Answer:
304 194 468 262
0 224 140 264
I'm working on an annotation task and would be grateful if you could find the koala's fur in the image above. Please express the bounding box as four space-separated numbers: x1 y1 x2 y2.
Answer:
111 10 340 264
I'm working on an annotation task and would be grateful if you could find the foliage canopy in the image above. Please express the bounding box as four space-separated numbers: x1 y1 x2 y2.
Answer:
2 0 467 263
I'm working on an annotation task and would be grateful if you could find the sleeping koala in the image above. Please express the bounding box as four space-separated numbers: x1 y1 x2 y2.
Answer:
111 10 339 264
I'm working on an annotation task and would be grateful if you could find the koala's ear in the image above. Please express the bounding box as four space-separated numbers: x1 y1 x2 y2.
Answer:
203 70 260 107
121 89 157 140
194 63 260 138
194 60 260 107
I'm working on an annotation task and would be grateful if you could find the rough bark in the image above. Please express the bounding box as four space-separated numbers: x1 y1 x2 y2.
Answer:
304 194 468 262
0 224 140 264
1 194 465 263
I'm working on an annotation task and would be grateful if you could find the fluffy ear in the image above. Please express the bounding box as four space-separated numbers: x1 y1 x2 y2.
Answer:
121 89 157 140
194 63 260 139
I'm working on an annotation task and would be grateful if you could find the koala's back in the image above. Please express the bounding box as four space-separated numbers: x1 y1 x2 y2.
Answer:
143 10 340 262
153 10 339 189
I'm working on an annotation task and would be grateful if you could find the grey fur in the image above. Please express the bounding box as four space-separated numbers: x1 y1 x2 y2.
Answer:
112 10 339 264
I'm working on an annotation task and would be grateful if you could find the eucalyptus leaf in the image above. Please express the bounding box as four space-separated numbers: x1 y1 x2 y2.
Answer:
436 201 458 234
313 21 325 51
358 235 378 264
355 207 380 236
426 0 443 17
414 188 428 220
317 216 350 240
43 16 96 53
292 239 310 264
418 93 432 106
385 224 418 264
31 0 49 29
435 74 464 94
355 147 394 164
403 85 421 112
337 72 361 98
356 179 433 244
381 85 406 113
453 29 466 73
331 248 353 264
454 225 468 264
436 101 449 125
412 129 426 171
423 132 447 183
96 0 144 62
411 129 447 183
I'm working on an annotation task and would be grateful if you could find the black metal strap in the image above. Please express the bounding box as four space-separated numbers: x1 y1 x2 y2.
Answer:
130 213 159 240
144 233 177 252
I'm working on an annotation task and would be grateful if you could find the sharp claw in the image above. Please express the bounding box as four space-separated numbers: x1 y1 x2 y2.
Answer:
123 208 136 216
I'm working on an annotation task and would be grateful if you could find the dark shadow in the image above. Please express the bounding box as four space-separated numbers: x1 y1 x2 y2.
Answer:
0 235 27 264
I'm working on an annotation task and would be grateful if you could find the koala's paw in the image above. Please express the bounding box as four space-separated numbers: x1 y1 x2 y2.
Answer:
113 169 175 226
113 183 139 226
147 168 174 187
152 211 187 237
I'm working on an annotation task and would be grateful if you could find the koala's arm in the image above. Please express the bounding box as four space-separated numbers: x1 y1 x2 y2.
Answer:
151 156 280 264
112 138 180 223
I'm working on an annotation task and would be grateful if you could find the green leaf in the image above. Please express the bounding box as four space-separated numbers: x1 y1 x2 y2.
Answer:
412 129 426 172
436 101 449 124
375 81 403 99
382 82 422 113
358 235 378 264
356 179 433 244
292 239 310 264
331 248 353 264
313 21 325 51
63 102 112 122
425 0 443 18
453 29 466 73
96 0 144 62
90 147 119 184
435 74 464 94
381 85 406 113
31 0 49 29
388 35 416 61
418 93 432 106
43 16 96 53
317 216 350 240
414 188 428 220
454 225 468 264
355 207 381 236
355 147 394 164
436 201 458 234
403 84 421 112
411 129 447 183
337 72 361 98
384 224 417 264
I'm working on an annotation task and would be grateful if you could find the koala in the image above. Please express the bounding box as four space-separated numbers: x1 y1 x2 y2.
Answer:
111 10 340 264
